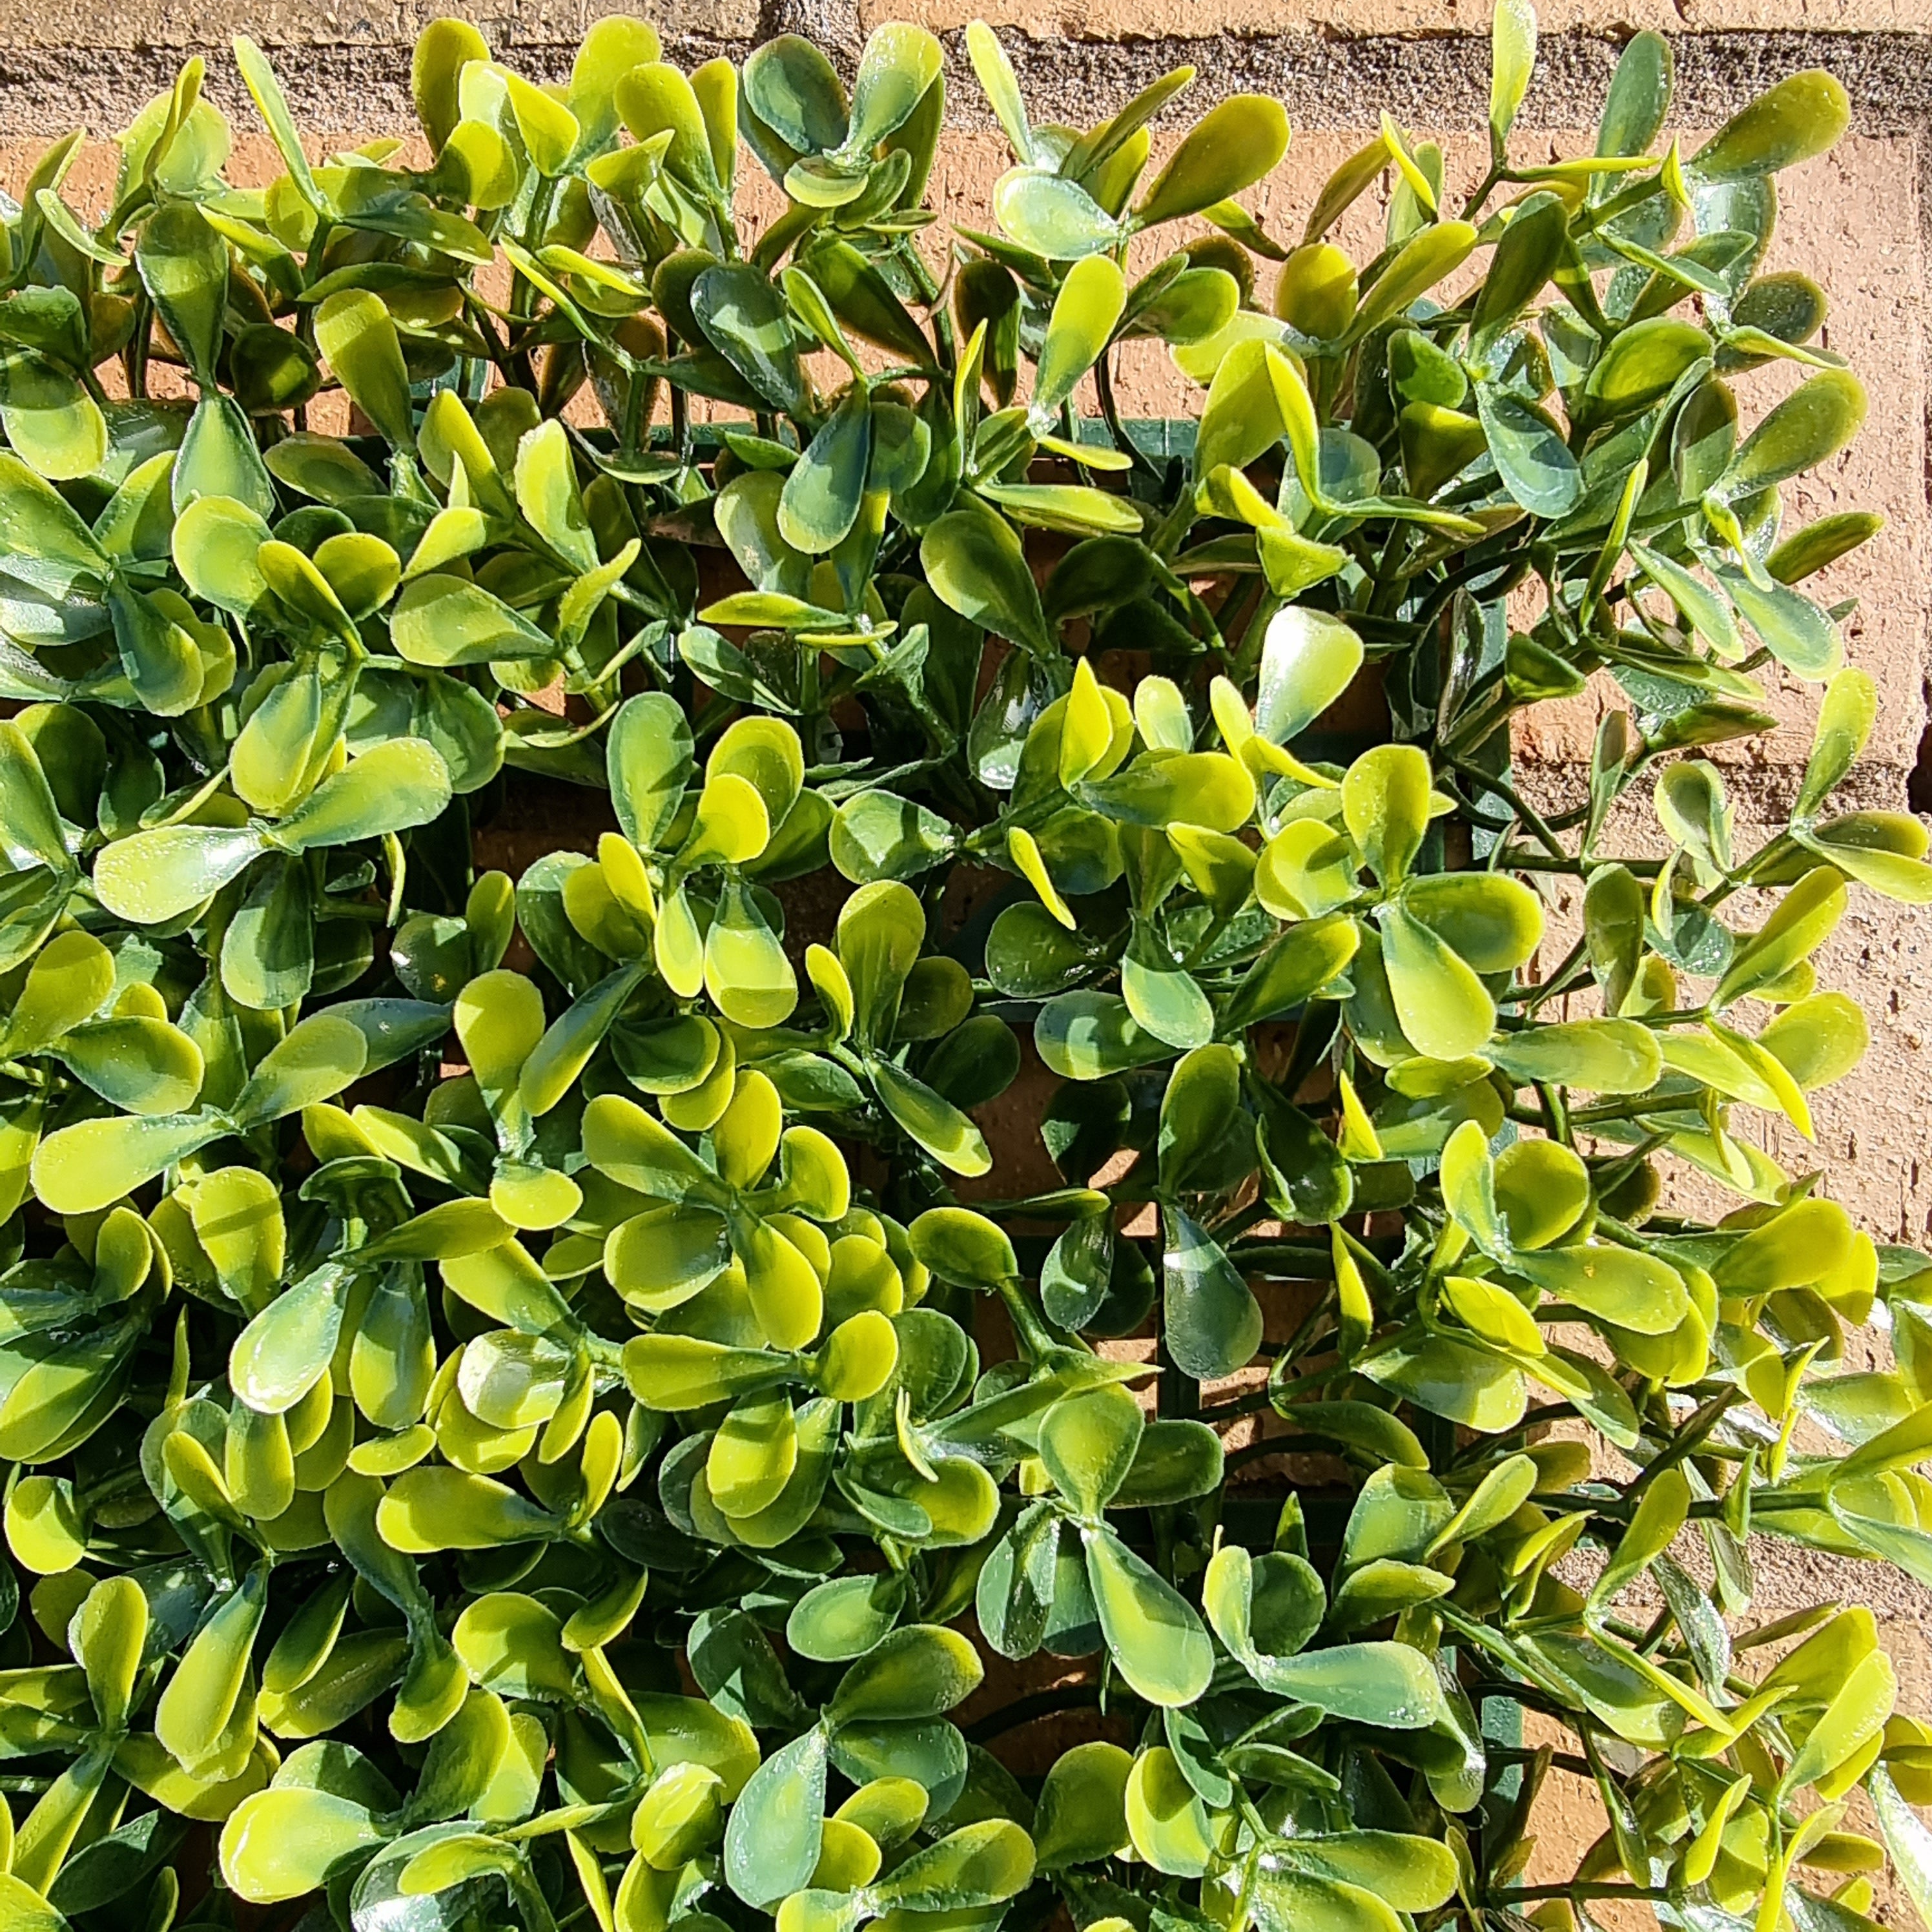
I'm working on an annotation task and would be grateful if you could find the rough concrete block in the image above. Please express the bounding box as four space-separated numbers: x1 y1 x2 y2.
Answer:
0 0 752 50
868 0 1932 39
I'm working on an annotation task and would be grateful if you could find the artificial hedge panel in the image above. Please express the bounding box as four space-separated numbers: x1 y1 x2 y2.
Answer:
0 10 1927 1932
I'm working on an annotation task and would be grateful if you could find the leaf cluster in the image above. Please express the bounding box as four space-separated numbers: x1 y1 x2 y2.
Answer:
0 19 1924 1932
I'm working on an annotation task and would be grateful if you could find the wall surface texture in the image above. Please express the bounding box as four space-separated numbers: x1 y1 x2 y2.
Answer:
7 0 1932 1889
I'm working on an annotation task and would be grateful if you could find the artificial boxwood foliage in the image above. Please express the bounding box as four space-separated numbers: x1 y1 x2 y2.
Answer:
3 8 1932 1932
